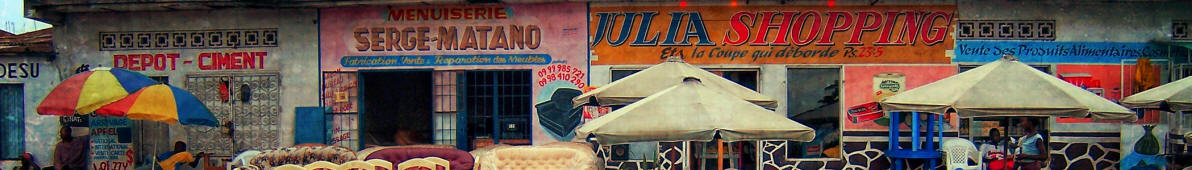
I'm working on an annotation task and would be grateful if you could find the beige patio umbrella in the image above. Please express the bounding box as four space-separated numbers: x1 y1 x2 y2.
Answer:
1122 76 1192 112
880 56 1136 121
880 56 1136 170
577 78 814 170
576 78 815 144
572 57 778 109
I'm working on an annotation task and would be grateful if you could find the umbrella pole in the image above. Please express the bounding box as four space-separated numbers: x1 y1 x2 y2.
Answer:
1004 117 1011 170
717 140 724 170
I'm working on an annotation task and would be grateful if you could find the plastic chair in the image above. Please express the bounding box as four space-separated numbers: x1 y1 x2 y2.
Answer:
229 150 262 170
304 161 340 170
943 138 982 170
274 164 305 170
423 157 450 170
396 159 438 170
365 159 393 170
340 160 374 170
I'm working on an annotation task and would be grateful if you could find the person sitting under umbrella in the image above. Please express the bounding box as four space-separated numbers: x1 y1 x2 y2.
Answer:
54 127 89 170
156 141 201 170
979 128 1015 170
17 153 40 170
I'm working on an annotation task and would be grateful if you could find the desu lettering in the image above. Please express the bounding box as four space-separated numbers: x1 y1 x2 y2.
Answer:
0 62 40 78
591 10 952 47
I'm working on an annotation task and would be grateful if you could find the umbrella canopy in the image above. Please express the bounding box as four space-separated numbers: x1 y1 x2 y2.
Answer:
575 78 815 144
879 57 1136 121
1122 76 1192 112
37 67 159 116
572 57 777 109
95 84 219 126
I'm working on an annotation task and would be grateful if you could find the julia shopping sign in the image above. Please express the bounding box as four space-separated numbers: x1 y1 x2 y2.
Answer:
589 5 956 65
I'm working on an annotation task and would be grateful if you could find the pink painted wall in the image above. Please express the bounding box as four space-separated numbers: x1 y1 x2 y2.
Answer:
842 65 958 131
1054 64 1161 124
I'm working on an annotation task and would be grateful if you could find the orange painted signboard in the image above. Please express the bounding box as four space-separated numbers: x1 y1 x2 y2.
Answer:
589 5 956 65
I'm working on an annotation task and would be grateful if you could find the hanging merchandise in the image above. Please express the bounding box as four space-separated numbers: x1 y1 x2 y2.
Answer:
1134 58 1160 92
219 80 231 103
239 84 252 103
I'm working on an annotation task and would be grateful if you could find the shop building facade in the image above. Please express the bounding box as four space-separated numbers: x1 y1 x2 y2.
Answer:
3 7 321 168
583 1 1192 170
1 0 1189 170
317 3 590 150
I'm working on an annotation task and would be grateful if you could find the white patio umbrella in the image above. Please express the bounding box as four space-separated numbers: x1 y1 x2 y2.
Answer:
880 55 1136 170
1122 76 1192 112
576 78 814 170
572 57 778 109
880 56 1136 121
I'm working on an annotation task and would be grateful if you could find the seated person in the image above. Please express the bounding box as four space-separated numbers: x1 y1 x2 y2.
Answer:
18 153 40 170
979 128 1015 170
157 141 201 170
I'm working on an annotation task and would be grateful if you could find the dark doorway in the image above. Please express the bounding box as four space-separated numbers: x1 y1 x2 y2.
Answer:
463 70 533 149
361 70 434 147
786 68 842 159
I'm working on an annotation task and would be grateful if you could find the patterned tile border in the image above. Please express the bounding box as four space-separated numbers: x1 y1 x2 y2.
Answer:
958 20 1056 41
99 28 279 51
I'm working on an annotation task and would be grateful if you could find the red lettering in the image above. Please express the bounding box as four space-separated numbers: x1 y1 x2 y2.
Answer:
920 11 951 45
847 11 882 45
768 12 799 45
113 55 127 69
229 52 244 69
153 54 166 71
167 54 179 70
875 11 902 45
198 53 213 70
749 12 779 45
724 12 752 46
790 11 821 46
128 54 141 71
816 11 854 45
255 52 267 69
897 11 923 45
197 52 266 70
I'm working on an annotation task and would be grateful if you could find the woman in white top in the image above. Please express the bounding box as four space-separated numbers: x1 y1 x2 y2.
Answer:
1014 118 1048 170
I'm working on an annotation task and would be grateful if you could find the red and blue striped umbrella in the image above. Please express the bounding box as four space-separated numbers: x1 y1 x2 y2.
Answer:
96 84 219 126
37 67 158 115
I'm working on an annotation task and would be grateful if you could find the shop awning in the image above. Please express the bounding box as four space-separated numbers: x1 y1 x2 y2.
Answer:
1122 76 1192 112
572 57 777 109
879 56 1137 121
575 79 814 145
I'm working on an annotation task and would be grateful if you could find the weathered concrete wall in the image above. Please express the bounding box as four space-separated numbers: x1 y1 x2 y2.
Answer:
0 55 62 167
959 0 1192 43
46 8 319 161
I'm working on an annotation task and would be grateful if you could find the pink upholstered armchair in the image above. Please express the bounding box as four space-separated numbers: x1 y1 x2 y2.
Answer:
361 145 475 170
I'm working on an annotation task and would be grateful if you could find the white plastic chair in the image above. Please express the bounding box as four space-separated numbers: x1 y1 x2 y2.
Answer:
943 138 982 170
340 160 374 170
304 161 340 170
365 159 393 170
274 164 305 170
228 150 262 170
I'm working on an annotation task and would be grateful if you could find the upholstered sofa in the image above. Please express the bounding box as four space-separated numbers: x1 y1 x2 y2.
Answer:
360 145 474 170
246 144 357 169
472 142 599 170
